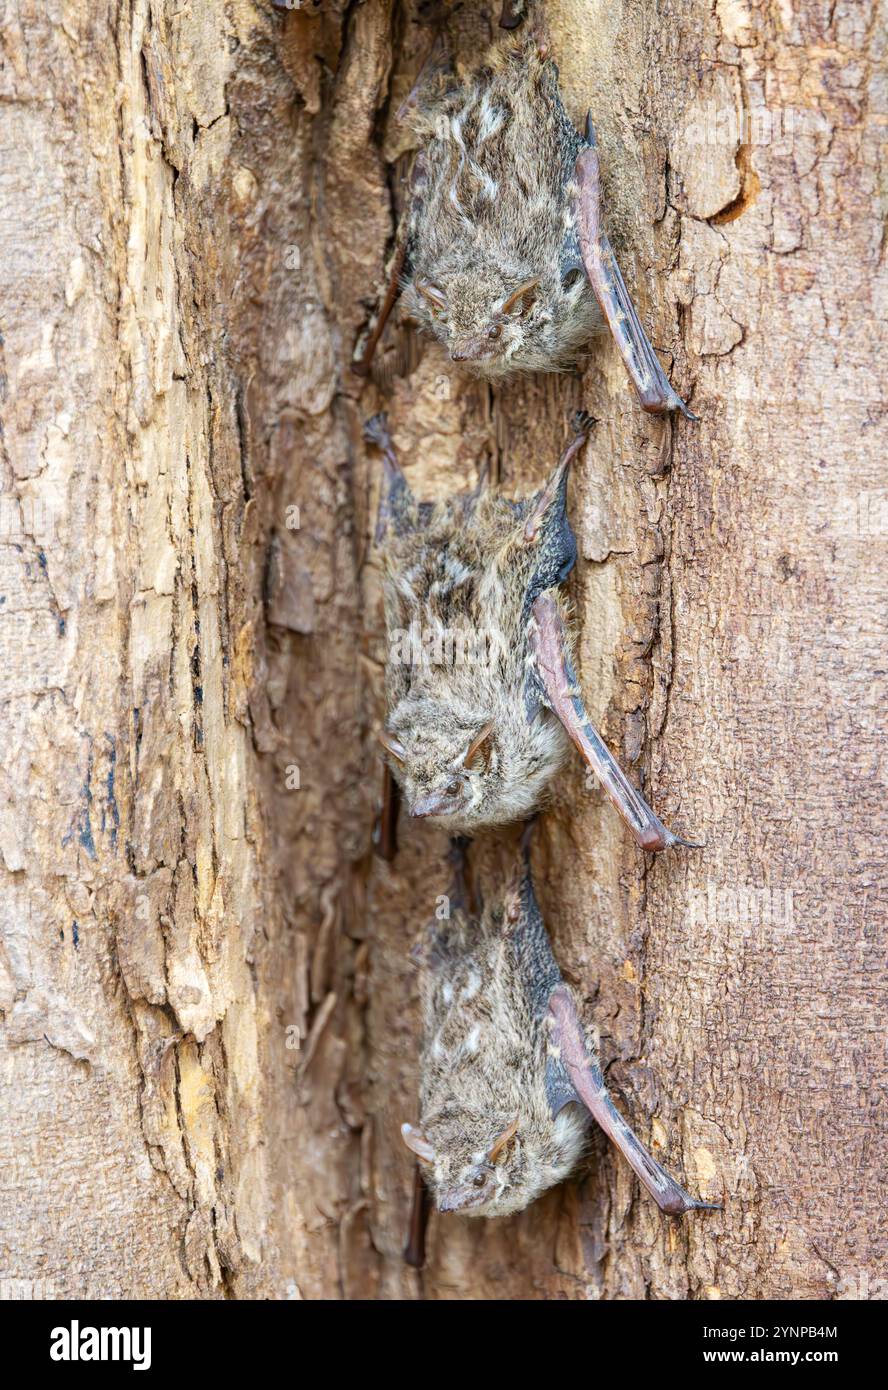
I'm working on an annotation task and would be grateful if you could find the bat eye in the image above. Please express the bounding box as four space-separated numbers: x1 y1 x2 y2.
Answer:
472 1173 486 1188
446 778 463 796
487 323 501 341
562 267 584 290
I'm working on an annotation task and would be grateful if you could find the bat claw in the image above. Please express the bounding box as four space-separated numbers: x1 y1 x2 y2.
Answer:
661 826 705 851
548 987 721 1217
660 1191 723 1216
363 411 392 450
570 408 597 438
638 823 704 853
575 147 695 417
584 110 597 147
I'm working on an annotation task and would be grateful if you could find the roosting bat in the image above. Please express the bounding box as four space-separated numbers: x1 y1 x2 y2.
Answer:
355 27 694 417
401 840 720 1219
368 409 699 854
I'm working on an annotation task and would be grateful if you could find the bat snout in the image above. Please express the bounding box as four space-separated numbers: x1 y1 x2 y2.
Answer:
437 1183 490 1214
450 336 500 364
437 1191 462 1213
409 789 463 819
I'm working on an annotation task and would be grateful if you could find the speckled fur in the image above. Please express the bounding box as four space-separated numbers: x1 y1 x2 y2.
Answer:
413 886 587 1217
400 39 601 373
379 426 584 831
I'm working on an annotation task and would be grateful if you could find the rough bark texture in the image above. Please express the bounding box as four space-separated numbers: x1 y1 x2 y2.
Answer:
0 0 884 1301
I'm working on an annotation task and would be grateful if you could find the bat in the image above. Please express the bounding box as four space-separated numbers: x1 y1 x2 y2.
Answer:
401 838 721 1220
367 409 699 855
354 25 694 417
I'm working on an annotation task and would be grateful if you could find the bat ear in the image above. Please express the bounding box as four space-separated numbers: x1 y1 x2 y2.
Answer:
416 279 448 316
462 720 495 768
378 729 407 763
501 278 540 318
488 1116 519 1163
401 1123 436 1164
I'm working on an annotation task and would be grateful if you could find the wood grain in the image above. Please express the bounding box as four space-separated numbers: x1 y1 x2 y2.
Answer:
0 0 883 1301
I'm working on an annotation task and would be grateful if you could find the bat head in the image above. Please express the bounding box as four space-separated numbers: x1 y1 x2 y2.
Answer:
405 260 599 376
402 1105 587 1218
405 262 544 376
379 702 500 826
379 693 567 831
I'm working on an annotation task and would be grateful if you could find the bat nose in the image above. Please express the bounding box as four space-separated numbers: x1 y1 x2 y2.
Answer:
450 338 487 363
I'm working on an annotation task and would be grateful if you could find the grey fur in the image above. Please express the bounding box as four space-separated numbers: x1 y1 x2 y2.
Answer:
376 414 590 833
400 39 601 375
408 870 587 1218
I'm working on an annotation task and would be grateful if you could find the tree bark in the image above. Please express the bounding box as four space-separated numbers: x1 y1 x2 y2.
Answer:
0 0 883 1301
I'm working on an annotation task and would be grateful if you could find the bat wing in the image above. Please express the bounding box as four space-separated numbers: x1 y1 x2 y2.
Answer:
512 866 720 1216
545 985 721 1215
506 413 590 719
528 591 700 851
373 762 400 862
404 1162 431 1268
516 416 698 850
573 118 696 418
516 418 586 625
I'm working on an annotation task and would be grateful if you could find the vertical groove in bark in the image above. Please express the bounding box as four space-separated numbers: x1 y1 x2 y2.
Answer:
1 0 884 1301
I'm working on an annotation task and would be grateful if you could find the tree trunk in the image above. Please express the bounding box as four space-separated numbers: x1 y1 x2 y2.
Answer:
0 0 882 1301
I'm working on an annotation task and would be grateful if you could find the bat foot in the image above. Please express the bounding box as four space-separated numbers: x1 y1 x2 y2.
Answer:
570 408 597 438
363 411 391 449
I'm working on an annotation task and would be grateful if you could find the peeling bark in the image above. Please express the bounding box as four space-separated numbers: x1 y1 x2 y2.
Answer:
0 0 883 1301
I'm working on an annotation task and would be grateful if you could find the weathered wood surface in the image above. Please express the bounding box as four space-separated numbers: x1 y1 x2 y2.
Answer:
0 0 883 1300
